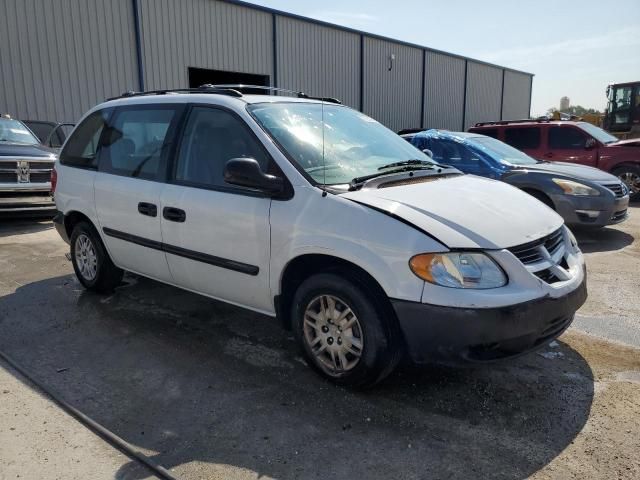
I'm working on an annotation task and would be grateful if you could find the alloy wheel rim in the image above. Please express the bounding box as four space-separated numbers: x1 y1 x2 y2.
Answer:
618 172 640 194
75 234 98 281
303 294 364 375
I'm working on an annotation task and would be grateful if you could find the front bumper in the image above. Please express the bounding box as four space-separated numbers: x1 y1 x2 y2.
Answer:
0 192 55 213
392 274 587 364
553 193 629 227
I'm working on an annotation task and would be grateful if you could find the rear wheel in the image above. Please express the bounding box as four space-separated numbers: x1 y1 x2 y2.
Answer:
291 272 402 387
613 165 640 200
70 222 123 293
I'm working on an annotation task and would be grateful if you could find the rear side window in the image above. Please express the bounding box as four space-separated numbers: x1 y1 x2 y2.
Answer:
60 110 111 168
174 107 270 190
99 106 181 181
548 126 587 149
504 127 540 149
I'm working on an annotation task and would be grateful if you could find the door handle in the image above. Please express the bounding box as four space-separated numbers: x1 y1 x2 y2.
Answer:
137 202 157 217
163 206 186 223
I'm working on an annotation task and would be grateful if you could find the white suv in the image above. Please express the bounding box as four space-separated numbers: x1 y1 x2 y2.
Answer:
52 86 587 386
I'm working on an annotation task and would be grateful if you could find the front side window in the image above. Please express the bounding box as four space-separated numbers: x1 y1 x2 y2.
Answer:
0 118 40 145
248 103 433 185
504 127 540 150
174 107 270 189
99 106 179 180
60 110 111 168
548 126 587 149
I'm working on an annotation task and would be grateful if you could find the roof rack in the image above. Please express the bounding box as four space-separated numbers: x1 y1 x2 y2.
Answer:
209 84 341 104
473 118 551 127
106 84 342 104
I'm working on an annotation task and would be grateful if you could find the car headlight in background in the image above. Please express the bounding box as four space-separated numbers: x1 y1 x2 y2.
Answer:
409 252 507 289
552 178 600 196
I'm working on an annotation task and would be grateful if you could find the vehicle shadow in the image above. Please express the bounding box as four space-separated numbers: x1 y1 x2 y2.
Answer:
0 274 595 480
573 226 634 253
0 218 53 238
573 227 635 253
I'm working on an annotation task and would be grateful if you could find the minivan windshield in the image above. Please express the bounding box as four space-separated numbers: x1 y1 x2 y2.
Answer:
470 136 538 165
248 103 434 185
0 118 40 145
576 122 619 144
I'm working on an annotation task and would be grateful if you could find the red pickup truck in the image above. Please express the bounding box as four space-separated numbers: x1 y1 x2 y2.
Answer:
468 120 640 198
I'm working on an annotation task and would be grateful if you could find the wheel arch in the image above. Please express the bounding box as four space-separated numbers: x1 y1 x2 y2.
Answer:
63 210 94 239
275 254 396 331
521 187 555 209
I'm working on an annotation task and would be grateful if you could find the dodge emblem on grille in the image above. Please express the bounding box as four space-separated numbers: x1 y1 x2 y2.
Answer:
17 160 30 183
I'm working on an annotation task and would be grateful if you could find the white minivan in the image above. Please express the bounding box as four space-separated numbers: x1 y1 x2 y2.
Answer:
53 86 587 386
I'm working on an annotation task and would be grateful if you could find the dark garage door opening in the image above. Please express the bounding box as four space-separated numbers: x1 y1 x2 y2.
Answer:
188 68 270 94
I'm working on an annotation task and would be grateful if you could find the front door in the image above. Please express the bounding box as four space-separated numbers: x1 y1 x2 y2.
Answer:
94 104 184 282
160 105 273 313
544 125 597 167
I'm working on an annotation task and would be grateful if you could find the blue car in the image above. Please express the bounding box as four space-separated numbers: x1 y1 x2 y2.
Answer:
407 130 629 228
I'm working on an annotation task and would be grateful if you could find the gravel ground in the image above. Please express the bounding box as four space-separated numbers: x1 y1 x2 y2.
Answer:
0 205 638 480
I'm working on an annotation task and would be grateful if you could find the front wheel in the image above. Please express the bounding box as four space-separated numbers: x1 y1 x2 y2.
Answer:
291 272 402 387
613 165 640 200
70 222 123 293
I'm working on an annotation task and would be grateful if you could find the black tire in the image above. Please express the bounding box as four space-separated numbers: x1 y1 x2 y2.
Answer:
291 271 403 388
612 164 640 201
70 221 123 293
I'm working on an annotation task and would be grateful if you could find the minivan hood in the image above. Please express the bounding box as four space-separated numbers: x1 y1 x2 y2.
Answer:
342 174 563 249
514 161 617 182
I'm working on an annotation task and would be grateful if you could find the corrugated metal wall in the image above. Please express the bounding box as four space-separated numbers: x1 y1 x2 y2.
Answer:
502 70 531 120
464 62 504 129
0 0 138 122
138 0 273 90
0 0 533 129
423 52 466 130
276 17 360 109
362 38 423 132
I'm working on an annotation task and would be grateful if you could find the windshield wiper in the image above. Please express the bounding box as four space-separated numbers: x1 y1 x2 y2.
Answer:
377 159 433 170
349 164 441 190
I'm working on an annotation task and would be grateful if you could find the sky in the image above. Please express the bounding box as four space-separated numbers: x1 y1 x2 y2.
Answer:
248 0 640 116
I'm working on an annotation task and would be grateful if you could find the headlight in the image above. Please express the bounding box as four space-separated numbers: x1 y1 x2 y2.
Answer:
552 178 600 196
409 252 507 289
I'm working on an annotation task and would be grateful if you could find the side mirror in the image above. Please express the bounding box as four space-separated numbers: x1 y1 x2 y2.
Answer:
585 138 596 150
422 148 434 158
224 157 284 194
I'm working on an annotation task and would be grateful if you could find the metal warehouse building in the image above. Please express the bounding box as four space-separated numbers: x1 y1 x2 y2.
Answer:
0 0 533 132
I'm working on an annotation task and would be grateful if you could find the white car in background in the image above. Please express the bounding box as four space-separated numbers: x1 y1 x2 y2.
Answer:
52 86 587 386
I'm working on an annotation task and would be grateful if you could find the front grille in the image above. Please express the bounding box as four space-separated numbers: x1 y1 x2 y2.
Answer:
0 159 52 184
508 228 564 265
30 172 51 183
603 182 625 197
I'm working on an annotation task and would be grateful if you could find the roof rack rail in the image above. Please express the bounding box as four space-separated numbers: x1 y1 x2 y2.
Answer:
106 84 342 104
106 85 243 101
473 118 551 127
212 84 342 104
